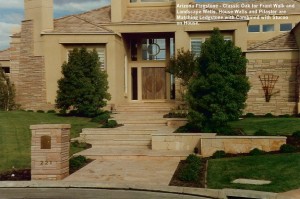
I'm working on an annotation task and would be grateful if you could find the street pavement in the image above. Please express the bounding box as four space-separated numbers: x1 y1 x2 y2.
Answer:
0 188 213 199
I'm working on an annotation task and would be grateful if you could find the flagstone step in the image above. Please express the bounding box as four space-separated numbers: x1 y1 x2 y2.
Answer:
75 147 191 160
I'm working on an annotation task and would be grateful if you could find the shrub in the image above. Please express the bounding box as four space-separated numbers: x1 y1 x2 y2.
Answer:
179 164 199 182
245 113 255 118
47 110 56 113
91 112 110 124
292 131 300 138
102 120 118 128
212 150 226 159
27 110 34 112
186 154 201 165
280 144 297 153
69 155 88 170
278 114 291 118
254 129 269 136
186 28 250 133
249 148 265 156
0 64 16 111
37 110 45 113
56 48 111 117
264 113 274 118
216 126 241 136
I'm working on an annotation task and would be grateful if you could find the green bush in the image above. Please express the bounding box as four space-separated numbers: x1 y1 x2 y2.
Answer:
47 110 56 113
292 131 300 138
278 114 291 118
102 120 118 128
216 126 241 136
212 150 227 159
249 148 266 156
186 154 201 165
254 129 269 136
264 113 274 118
245 113 255 118
69 155 88 170
27 110 34 112
280 144 297 153
179 164 199 182
91 112 110 124
37 110 45 113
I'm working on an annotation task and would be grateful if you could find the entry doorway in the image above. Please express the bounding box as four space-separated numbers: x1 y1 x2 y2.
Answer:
142 67 166 100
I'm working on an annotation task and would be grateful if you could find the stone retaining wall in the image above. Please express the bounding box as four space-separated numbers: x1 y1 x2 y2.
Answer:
201 136 286 157
152 134 286 157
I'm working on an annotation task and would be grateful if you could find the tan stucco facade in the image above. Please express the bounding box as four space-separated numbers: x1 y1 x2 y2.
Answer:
1 0 299 115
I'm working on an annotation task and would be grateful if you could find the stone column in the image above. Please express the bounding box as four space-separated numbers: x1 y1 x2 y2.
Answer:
30 124 70 180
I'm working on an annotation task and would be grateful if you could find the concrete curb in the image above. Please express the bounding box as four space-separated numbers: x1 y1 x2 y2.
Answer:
0 181 284 199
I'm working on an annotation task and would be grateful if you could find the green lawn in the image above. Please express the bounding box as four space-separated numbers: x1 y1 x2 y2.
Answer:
207 153 300 192
0 111 99 172
229 117 300 135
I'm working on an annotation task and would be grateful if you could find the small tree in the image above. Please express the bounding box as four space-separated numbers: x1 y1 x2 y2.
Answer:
0 65 16 111
186 28 250 132
56 48 111 117
166 48 197 100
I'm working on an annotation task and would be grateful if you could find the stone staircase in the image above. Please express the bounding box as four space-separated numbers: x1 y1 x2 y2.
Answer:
76 102 189 158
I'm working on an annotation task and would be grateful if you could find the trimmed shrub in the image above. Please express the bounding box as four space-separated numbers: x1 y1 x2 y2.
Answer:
292 131 300 138
254 129 269 136
69 155 88 170
280 144 297 153
216 126 241 136
278 114 291 118
186 154 201 165
91 112 110 124
102 120 118 128
249 148 266 156
245 113 255 118
179 164 199 182
264 113 274 118
212 150 226 159
27 110 34 112
47 110 56 113
37 110 45 113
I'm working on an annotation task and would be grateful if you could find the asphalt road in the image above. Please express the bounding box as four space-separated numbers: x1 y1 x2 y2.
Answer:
0 188 215 199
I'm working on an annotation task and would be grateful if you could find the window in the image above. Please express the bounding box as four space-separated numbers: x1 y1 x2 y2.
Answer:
224 36 232 41
263 24 274 32
190 38 202 57
142 38 166 61
280 23 293 31
1 67 10 74
248 25 260 32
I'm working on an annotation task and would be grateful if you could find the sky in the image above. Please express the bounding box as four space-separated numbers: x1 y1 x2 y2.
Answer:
0 0 241 51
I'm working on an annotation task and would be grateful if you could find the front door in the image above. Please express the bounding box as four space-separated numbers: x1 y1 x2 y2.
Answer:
142 67 166 100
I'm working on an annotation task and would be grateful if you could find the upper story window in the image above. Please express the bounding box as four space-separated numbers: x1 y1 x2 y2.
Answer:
263 24 274 32
280 23 293 31
190 38 202 57
248 25 260 32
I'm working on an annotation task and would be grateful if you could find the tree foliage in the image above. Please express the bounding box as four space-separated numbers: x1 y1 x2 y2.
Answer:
166 48 197 86
56 48 111 117
186 28 250 132
0 65 16 111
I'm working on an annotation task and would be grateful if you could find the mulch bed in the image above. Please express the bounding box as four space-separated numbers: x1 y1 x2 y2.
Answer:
0 169 31 181
169 158 207 188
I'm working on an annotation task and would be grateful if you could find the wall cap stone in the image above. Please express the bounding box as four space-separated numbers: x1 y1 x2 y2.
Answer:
202 136 286 139
152 133 216 136
30 124 71 130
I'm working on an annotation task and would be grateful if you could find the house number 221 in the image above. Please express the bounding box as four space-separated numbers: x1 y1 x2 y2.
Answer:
40 161 52 165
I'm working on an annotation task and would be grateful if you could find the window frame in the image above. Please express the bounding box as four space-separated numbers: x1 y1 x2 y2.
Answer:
262 24 275 32
248 25 260 32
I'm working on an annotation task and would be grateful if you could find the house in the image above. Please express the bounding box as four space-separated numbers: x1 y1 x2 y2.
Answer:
0 0 299 115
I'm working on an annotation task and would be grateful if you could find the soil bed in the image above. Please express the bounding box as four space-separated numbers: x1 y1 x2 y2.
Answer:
0 169 31 181
169 158 207 188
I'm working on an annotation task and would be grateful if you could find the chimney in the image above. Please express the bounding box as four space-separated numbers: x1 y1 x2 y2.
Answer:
24 0 53 55
111 0 128 23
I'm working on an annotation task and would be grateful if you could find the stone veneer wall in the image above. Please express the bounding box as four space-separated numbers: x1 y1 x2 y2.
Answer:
9 34 21 88
15 20 51 110
245 58 299 115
